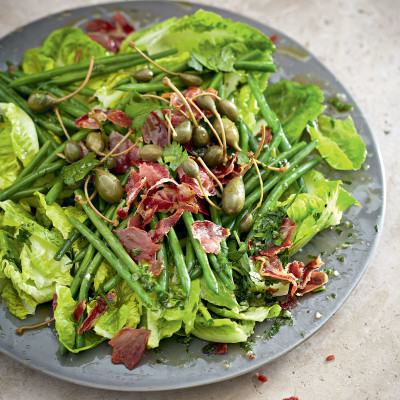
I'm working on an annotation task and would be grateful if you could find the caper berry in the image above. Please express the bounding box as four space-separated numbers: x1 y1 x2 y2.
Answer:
222 175 245 215
217 99 239 122
103 150 116 170
140 144 163 162
178 73 203 87
203 145 223 168
173 119 192 144
193 125 210 147
64 139 82 163
133 68 154 82
27 90 59 113
86 132 105 153
94 168 124 204
181 158 199 178
196 95 216 112
212 117 241 151
239 213 253 232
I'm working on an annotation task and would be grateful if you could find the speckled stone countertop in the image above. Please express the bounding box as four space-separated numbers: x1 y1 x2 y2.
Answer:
0 1 398 399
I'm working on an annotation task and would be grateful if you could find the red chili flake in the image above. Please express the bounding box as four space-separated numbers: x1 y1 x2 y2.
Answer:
326 354 335 361
270 34 278 43
52 293 58 312
257 373 268 383
202 342 228 355
249 354 255 360
283 397 301 400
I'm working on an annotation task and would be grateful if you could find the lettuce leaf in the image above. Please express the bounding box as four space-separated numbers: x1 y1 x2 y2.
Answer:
0 103 39 189
54 285 104 353
22 27 107 74
265 80 326 144
284 170 360 255
308 115 366 170
191 316 254 343
208 304 281 322
114 280 142 328
200 275 239 310
121 10 274 72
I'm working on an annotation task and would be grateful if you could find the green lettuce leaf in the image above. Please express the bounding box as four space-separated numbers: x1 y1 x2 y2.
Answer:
0 279 38 319
54 285 105 353
308 115 366 170
22 27 107 74
114 280 142 328
265 80 326 144
208 304 281 322
191 316 254 343
121 10 274 72
200 275 239 310
0 103 39 189
34 192 86 239
284 170 360 255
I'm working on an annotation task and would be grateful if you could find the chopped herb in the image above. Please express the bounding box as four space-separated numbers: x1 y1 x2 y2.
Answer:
187 55 204 71
331 293 336 298
237 151 250 165
177 336 193 352
155 359 164 364
161 142 188 171
240 339 255 353
301 331 306 338
336 229 342 235
374 225 379 233
61 152 99 186
337 256 345 262
131 248 141 258
312 286 326 293
327 96 354 112
348 233 353 237
125 90 171 130
202 343 218 354
281 309 292 319
342 180 352 185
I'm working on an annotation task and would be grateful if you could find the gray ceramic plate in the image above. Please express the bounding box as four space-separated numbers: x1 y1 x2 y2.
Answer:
0 1 385 392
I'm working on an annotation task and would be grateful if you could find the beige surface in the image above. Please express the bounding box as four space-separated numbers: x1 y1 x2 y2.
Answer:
0 0 398 399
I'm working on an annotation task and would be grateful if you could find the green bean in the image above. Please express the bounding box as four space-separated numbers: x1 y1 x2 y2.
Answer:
238 119 249 154
0 159 65 201
14 141 52 183
233 60 276 72
68 216 152 307
244 141 308 194
75 189 164 295
159 212 190 296
245 157 323 242
209 72 223 90
246 73 307 192
189 266 203 280
223 140 318 227
9 53 148 88
152 62 189 82
45 176 65 205
73 246 88 263
50 49 177 86
185 240 196 274
208 253 235 290
0 71 32 96
8 183 53 201
66 85 96 97
42 129 89 165
116 78 184 93
182 212 218 294
149 215 169 298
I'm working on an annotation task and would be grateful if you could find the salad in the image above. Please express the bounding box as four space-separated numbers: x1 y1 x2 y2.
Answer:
0 9 366 370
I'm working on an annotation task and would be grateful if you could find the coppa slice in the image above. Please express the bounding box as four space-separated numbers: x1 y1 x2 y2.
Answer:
191 221 230 254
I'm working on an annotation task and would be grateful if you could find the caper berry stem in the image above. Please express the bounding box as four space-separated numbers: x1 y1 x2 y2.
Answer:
187 98 224 149
162 76 198 127
164 113 175 146
249 158 263 215
196 157 224 193
213 110 228 162
88 110 108 147
141 94 189 120
196 177 222 211
53 106 71 139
